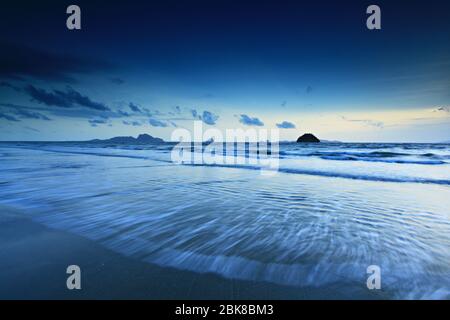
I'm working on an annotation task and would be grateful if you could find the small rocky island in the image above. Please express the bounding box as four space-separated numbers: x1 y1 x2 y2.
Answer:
297 133 320 143
89 133 165 144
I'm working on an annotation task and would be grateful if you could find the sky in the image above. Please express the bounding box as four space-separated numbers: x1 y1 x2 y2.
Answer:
0 0 449 142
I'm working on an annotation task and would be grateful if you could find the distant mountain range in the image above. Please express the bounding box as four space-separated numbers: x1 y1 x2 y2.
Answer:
89 134 165 144
68 133 449 145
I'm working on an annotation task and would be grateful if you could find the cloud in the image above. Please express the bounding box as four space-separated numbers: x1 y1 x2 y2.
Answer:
24 126 40 132
0 81 21 92
0 103 26 109
0 112 19 122
122 120 142 126
0 43 113 82
190 109 219 125
433 106 449 113
200 110 219 125
341 116 384 128
126 103 160 117
118 110 131 117
1 99 125 121
14 109 51 121
111 78 124 85
89 119 108 127
0 103 53 121
129 102 142 113
239 114 264 126
0 103 50 120
34 106 115 120
149 118 168 127
24 85 110 111
60 87 110 111
25 85 69 107
276 121 296 129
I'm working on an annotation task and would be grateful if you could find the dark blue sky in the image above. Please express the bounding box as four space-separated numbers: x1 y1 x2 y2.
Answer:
1 0 449 141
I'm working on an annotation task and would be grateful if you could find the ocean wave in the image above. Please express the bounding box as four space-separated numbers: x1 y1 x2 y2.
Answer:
184 162 450 185
1 143 450 299
280 150 449 165
3 145 450 185
318 155 446 165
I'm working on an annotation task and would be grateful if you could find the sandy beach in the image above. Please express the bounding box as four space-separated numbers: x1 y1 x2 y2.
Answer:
0 205 388 300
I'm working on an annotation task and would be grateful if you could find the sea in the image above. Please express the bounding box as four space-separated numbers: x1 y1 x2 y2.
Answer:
0 141 449 299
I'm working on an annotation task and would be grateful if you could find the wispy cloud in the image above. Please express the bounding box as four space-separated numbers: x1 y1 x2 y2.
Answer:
239 114 264 126
122 120 142 126
276 121 296 129
341 116 384 128
0 103 51 121
190 109 219 125
128 102 142 113
200 111 218 125
118 110 131 117
89 119 109 127
0 81 21 92
0 43 113 83
25 85 110 111
0 112 19 122
14 109 51 121
149 118 168 127
24 126 40 132
433 106 450 113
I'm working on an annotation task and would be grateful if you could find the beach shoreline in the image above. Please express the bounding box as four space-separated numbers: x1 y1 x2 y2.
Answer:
1 144 448 300
0 205 388 300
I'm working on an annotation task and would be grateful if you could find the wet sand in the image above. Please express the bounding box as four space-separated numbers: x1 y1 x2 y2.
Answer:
0 206 387 300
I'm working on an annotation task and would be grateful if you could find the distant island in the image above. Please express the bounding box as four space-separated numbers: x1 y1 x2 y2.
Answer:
89 134 165 144
297 133 320 143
